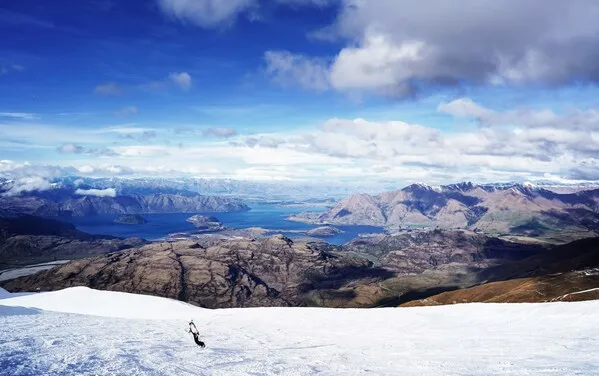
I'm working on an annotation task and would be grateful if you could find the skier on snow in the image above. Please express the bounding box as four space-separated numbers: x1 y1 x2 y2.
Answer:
189 321 205 348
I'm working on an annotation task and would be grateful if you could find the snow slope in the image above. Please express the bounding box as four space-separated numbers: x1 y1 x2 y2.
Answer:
1 287 598 376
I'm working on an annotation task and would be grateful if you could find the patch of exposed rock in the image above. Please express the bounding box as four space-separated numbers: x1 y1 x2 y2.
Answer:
2 235 393 308
186 215 225 232
344 229 545 274
306 226 343 237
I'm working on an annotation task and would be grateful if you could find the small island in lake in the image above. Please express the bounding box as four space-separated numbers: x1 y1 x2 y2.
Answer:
186 215 226 232
114 214 148 225
306 226 344 237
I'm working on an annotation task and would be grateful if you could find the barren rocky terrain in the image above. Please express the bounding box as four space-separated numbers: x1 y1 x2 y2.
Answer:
2 235 393 308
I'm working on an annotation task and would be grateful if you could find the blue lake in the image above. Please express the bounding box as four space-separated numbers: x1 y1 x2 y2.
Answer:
63 204 384 245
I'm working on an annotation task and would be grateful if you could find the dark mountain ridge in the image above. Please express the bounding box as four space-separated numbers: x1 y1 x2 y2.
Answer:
0 192 250 217
0 216 146 268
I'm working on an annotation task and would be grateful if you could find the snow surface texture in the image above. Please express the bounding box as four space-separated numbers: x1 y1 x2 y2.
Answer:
1 287 599 376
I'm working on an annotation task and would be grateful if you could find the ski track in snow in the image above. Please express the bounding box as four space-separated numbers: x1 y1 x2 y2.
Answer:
0 287 598 375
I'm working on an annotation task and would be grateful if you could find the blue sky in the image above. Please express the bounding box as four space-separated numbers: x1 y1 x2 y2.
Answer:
2 0 599 187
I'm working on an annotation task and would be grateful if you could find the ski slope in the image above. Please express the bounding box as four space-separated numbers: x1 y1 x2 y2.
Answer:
1 287 598 375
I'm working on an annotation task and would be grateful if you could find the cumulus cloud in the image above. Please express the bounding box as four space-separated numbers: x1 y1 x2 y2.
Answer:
57 143 119 157
202 127 238 138
170 73 192 89
94 82 123 95
438 98 495 119
439 97 599 131
0 160 76 179
264 51 330 91
0 161 135 181
74 188 117 197
266 0 599 97
0 112 38 120
228 97 599 183
1 177 53 197
76 165 135 176
113 106 139 117
174 126 238 138
119 131 157 142
169 72 192 91
157 0 253 28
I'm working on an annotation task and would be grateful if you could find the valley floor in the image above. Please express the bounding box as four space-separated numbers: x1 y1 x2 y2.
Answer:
1 287 598 375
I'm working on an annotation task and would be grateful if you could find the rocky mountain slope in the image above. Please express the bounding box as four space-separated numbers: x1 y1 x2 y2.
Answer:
2 228 559 308
2 235 392 308
0 193 249 217
344 229 545 273
402 236 599 306
290 182 599 239
402 271 599 306
0 216 146 268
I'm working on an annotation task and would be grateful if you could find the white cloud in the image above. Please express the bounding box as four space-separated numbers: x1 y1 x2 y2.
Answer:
169 72 192 91
439 97 599 132
0 160 77 179
93 82 123 95
267 0 599 96
57 143 119 157
202 127 238 138
57 143 84 154
329 33 425 96
113 106 139 117
113 145 169 157
94 126 155 135
437 98 494 119
76 165 135 176
0 112 38 120
75 188 117 197
264 51 330 91
157 0 254 28
1 177 53 197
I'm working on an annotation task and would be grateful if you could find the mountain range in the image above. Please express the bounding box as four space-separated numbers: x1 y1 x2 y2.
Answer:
0 191 249 217
290 182 599 240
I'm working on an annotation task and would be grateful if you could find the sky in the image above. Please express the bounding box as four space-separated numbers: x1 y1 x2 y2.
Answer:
2 0 599 187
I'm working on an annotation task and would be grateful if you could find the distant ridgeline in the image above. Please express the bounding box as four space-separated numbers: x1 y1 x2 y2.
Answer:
0 185 250 217
289 182 599 240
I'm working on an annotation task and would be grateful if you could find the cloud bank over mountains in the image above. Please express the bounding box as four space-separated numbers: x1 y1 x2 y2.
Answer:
3 96 599 185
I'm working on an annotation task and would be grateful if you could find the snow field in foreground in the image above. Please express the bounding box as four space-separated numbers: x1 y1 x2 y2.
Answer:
1 287 598 376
